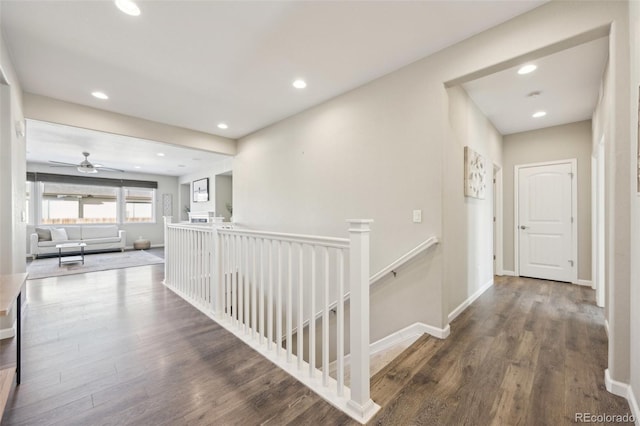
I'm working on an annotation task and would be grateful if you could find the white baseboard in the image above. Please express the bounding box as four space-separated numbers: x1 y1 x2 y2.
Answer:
419 322 450 339
605 369 629 398
604 370 640 424
365 322 450 357
628 385 640 426
604 319 609 338
337 320 451 369
502 270 516 277
368 323 434 356
448 279 494 323
0 322 15 340
576 279 593 287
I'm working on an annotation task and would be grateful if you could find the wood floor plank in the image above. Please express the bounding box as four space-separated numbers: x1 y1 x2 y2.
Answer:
0 263 633 425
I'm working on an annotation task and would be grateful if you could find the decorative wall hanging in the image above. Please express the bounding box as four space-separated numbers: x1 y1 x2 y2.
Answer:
193 178 209 202
464 146 487 199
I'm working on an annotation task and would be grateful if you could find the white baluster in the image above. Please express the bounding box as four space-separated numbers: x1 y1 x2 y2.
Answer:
275 241 281 355
309 246 316 376
239 235 245 331
267 240 273 349
322 246 329 386
252 237 257 338
297 243 304 370
258 238 266 344
286 242 292 363
337 248 345 396
244 236 250 334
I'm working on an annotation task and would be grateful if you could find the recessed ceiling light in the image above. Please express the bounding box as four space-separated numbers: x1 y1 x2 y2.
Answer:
518 64 537 75
292 79 307 89
91 91 109 100
532 111 547 118
157 152 165 157
115 0 141 16
134 165 141 169
217 123 228 129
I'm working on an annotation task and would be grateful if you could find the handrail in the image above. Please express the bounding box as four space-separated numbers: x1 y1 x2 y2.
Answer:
306 236 439 322
369 236 439 285
166 223 218 231
217 227 350 249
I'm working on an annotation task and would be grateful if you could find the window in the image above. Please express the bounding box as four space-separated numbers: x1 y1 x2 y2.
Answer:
27 172 158 225
124 187 155 223
41 182 117 224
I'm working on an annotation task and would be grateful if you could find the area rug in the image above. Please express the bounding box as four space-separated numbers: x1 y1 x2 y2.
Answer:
27 250 164 280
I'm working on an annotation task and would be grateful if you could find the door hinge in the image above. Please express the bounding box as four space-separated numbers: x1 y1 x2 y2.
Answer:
493 255 496 260
571 217 574 223
493 216 496 222
569 172 574 178
568 260 574 267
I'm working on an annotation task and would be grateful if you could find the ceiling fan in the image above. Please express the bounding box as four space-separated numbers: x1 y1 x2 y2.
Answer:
49 152 124 174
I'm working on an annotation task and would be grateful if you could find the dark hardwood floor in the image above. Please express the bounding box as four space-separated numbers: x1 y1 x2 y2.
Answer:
366 275 633 425
0 269 632 425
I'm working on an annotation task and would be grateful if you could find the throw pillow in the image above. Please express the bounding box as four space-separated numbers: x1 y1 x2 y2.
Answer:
35 227 51 242
50 228 69 242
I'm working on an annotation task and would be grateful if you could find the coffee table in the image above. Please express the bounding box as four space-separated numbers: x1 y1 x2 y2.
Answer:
55 242 87 267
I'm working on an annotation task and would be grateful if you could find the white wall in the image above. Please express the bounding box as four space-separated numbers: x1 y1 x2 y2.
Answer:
26 162 179 248
0 18 27 333
178 158 233 218
445 86 502 316
236 58 446 332
215 175 233 221
502 120 592 281
234 2 631 346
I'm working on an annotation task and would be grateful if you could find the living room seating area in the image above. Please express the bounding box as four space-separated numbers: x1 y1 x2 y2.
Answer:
30 225 126 259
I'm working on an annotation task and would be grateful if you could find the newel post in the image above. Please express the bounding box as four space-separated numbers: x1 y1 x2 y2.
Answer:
163 216 172 281
347 219 377 418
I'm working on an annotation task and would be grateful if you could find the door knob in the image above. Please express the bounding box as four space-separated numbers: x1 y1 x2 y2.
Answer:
520 225 529 230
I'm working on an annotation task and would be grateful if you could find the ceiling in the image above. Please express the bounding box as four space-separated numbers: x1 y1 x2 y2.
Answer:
1 0 546 140
463 37 609 135
26 119 230 176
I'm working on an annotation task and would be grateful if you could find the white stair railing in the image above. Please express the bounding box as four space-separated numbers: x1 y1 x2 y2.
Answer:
162 217 380 424
163 220 215 312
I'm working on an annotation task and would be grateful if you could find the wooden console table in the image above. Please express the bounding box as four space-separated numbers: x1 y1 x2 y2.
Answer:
0 273 27 419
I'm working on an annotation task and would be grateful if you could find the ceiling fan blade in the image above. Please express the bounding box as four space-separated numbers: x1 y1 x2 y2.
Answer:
95 166 125 172
49 160 78 166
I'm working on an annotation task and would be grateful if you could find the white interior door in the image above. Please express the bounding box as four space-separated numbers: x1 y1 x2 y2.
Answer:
517 161 575 282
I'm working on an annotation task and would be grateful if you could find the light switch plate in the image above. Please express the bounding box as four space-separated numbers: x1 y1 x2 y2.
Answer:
413 210 422 223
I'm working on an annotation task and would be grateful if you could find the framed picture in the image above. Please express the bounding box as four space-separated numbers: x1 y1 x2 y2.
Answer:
464 146 486 199
193 178 209 202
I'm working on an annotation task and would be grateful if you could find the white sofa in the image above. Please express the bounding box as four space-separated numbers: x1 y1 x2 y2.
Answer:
30 225 126 259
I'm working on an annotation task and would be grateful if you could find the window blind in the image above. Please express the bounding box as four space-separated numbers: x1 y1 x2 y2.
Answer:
26 172 158 189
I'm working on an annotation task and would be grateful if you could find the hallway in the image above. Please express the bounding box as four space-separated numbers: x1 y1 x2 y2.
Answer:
0 270 632 425
367 275 633 425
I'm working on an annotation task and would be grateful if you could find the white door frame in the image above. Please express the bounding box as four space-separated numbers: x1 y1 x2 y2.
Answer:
514 158 578 283
494 166 504 275
593 140 605 307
